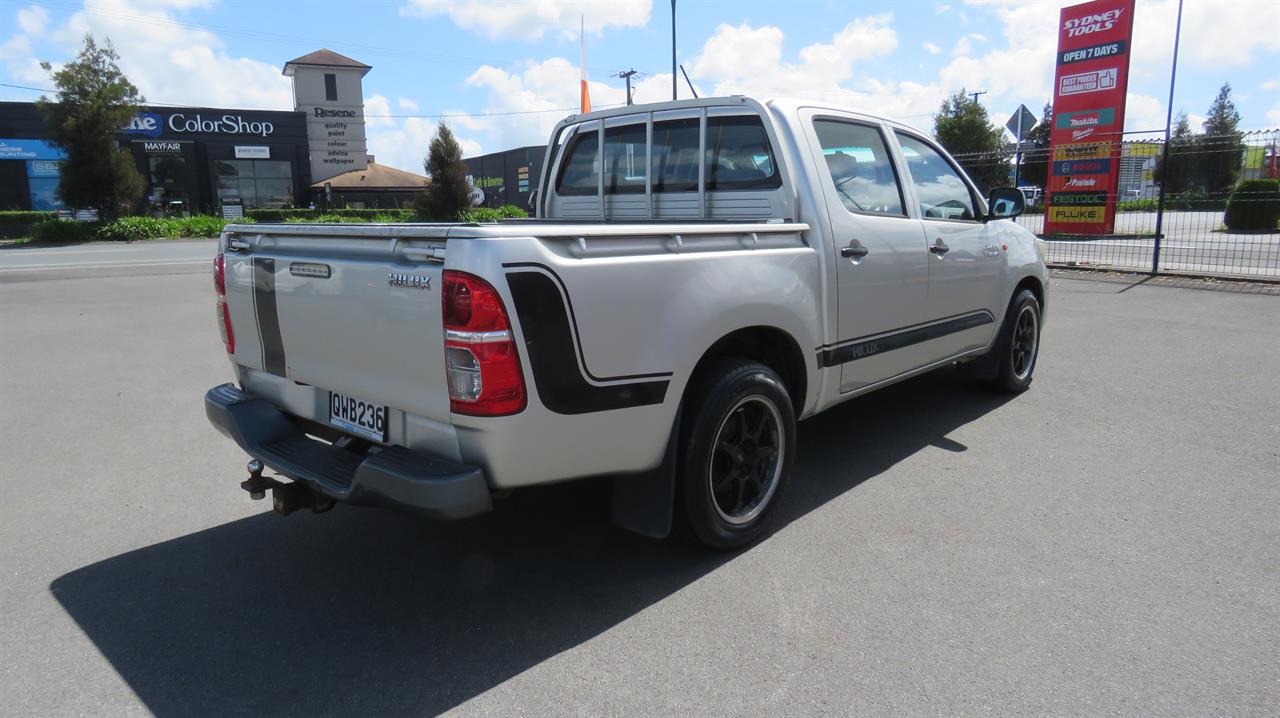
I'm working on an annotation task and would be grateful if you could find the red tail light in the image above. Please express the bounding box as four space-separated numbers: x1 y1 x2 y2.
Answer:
214 252 233 354
442 270 525 416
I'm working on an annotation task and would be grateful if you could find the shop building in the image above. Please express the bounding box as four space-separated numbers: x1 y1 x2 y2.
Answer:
463 145 546 210
0 48 410 215
0 101 310 214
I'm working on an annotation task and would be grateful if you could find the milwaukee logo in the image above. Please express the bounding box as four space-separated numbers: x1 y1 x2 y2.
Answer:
1072 128 1095 141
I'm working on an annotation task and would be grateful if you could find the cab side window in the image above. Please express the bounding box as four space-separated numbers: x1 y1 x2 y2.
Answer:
894 132 977 221
555 129 599 196
812 119 905 217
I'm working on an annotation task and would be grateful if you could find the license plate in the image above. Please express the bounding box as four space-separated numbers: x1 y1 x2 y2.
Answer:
328 392 386 442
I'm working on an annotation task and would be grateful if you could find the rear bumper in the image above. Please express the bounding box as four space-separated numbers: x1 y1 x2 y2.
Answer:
204 383 492 520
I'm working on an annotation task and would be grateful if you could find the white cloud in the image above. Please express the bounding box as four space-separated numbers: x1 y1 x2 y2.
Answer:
1267 105 1280 127
1260 80 1280 92
366 115 484 174
397 97 419 112
17 5 50 35
464 56 629 148
364 94 394 127
951 33 987 58
14 0 293 110
400 0 651 41
924 42 942 55
0 34 47 85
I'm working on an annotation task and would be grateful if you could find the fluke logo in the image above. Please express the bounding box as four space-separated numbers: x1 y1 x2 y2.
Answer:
1063 9 1124 37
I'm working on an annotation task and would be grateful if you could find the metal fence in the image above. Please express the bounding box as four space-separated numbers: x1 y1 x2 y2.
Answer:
951 129 1280 280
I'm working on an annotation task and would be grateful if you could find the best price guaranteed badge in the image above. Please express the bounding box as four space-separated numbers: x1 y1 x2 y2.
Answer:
1044 0 1136 235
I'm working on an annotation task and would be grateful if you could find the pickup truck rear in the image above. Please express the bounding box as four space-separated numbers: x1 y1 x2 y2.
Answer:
206 96 1048 548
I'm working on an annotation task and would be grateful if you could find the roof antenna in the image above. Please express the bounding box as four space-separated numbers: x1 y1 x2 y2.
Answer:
679 64 698 99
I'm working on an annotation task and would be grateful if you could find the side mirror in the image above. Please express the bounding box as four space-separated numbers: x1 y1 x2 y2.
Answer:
985 187 1025 221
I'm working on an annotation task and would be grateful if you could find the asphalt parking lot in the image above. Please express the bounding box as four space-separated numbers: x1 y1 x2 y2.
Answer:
1 241 1277 716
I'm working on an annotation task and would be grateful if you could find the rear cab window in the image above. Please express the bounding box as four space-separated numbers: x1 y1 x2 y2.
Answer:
555 113 781 196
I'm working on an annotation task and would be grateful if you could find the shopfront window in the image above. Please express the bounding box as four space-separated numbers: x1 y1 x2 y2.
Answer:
215 159 294 209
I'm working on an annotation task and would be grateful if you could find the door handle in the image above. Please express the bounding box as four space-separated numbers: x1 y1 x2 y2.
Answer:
930 238 950 255
840 244 869 259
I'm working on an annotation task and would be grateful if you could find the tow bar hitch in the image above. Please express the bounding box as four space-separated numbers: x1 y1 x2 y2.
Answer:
240 459 335 515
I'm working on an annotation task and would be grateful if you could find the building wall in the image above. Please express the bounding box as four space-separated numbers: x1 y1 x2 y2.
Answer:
0 102 310 214
464 145 546 210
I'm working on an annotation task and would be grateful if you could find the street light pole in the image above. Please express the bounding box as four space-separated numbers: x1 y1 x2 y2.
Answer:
1152 0 1184 276
671 0 677 101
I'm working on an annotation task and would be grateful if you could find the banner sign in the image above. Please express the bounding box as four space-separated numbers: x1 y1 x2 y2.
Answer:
0 138 66 160
1044 0 1136 235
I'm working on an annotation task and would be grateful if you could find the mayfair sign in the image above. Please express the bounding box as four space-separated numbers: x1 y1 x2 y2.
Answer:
123 111 275 138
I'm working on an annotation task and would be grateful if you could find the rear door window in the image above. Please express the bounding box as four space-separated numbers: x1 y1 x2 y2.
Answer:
812 119 905 216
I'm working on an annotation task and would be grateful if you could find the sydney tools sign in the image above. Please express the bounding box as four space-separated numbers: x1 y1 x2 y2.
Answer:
1045 0 1135 234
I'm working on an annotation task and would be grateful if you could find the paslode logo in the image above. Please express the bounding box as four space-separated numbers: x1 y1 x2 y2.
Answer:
1063 8 1124 37
1065 177 1099 188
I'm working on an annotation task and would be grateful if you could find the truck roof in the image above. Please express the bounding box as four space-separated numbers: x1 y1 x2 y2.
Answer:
559 95 929 136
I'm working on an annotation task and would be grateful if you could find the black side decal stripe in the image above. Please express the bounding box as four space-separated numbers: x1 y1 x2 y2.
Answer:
503 262 672 381
253 257 286 377
506 270 669 415
818 311 993 368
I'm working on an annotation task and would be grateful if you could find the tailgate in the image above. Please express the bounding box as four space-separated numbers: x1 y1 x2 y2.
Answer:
222 226 452 425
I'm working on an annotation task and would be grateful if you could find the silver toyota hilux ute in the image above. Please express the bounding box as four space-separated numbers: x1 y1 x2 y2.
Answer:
205 96 1048 549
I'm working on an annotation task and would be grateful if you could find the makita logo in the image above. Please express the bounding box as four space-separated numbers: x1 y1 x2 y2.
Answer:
1064 8 1123 37
1065 177 1099 188
1071 113 1102 127
314 107 357 118
1072 128 1095 141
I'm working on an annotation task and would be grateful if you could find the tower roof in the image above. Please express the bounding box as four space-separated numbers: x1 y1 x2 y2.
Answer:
283 49 371 77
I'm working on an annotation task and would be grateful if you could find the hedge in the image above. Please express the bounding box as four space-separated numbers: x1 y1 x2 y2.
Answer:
245 208 416 223
245 204 529 224
1223 179 1280 231
0 211 57 225
29 215 249 243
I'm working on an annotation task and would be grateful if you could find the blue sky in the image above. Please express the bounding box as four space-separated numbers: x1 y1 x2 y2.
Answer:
3 0 1278 173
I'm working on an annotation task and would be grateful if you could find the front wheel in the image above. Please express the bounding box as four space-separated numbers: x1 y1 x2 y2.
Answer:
678 360 795 550
988 289 1042 393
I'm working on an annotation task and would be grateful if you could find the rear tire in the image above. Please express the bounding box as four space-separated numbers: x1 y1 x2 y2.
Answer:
987 289 1041 393
678 360 795 550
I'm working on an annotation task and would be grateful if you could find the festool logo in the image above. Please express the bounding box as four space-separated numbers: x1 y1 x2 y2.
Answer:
123 112 163 138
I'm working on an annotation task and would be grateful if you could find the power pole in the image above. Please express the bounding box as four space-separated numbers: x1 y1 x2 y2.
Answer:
671 0 678 101
614 69 638 105
968 89 987 105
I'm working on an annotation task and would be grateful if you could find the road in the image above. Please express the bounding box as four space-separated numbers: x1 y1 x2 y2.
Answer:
0 239 215 281
1016 211 1280 278
1 245 1277 716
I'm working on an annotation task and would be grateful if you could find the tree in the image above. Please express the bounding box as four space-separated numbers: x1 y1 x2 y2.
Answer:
415 122 471 220
1153 111 1196 193
1018 101 1053 189
36 35 144 220
1199 82 1244 194
933 88 1013 194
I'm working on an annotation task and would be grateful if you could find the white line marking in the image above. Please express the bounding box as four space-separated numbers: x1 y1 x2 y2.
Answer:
0 260 208 273
4 248 142 256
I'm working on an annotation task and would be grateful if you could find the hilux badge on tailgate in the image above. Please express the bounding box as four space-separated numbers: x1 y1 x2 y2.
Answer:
387 272 431 290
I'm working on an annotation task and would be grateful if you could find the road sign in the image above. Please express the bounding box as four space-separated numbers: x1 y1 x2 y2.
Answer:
1006 104 1037 141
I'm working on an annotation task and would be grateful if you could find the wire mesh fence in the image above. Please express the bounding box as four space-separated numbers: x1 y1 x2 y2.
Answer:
951 129 1280 279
